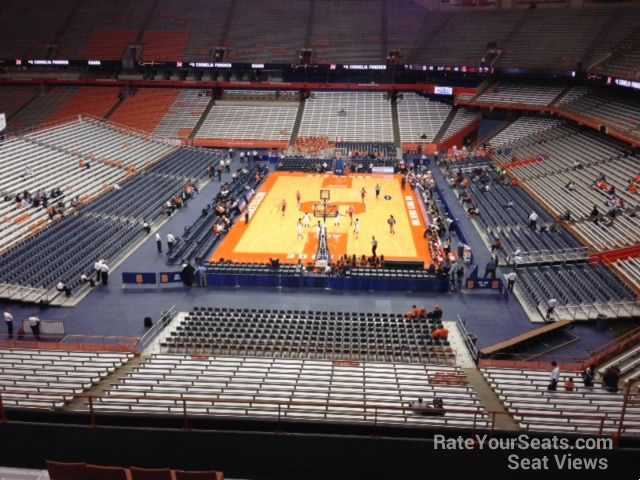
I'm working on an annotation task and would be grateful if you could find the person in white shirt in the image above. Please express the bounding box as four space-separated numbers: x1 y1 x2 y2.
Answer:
81 272 95 288
99 261 110 286
353 218 360 238
252 150 258 161
546 298 557 321
28 315 41 340
548 361 560 391
94 258 103 282
303 213 311 228
167 233 176 250
3 308 14 337
155 233 162 252
113 183 121 191
239 152 245 163
56 281 71 297
334 211 341 228
142 220 151 234
505 271 517 292
528 211 538 230
296 219 303 240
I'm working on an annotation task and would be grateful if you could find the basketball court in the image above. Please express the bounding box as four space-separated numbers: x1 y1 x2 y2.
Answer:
211 171 432 265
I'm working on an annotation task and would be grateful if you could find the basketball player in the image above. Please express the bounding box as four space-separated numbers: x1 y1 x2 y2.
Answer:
281 199 287 216
375 183 381 200
348 205 354 225
371 236 378 257
353 218 360 238
316 221 322 237
334 210 341 228
388 214 396 234
297 219 304 240
303 212 311 228
296 190 301 207
360 187 366 204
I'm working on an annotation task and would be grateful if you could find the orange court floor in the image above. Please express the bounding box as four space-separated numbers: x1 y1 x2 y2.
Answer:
210 171 432 266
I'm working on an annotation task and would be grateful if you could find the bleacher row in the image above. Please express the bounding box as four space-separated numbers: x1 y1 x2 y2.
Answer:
3 346 639 436
488 117 640 251
483 367 640 435
452 166 584 263
397 93 451 143
91 354 487 429
0 119 175 251
159 308 454 364
2 0 639 70
0 119 221 300
0 349 133 409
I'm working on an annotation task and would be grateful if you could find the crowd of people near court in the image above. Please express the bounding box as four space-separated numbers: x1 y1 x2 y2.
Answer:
292 136 331 156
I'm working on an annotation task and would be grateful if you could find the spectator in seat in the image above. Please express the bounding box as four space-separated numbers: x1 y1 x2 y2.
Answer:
81 272 96 288
548 361 560 391
602 366 621 393
572 160 583 170
491 238 502 254
142 220 151 234
582 365 595 387
429 305 443 321
565 181 576 192
56 281 71 297
562 210 573 222
629 179 638 194
564 377 575 392
546 298 557 321
528 211 538 230
589 205 599 223
408 397 444 416
167 233 176 250
432 326 449 339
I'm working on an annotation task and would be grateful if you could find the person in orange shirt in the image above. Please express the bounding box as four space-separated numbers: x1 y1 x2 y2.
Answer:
629 179 638 194
432 327 449 339
405 305 421 319
564 377 575 392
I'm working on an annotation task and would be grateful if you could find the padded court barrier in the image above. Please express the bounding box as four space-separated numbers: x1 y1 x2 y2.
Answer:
202 272 448 292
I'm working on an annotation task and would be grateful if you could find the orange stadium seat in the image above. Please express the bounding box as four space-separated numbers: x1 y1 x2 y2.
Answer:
46 87 121 123
130 466 172 480
142 31 191 62
85 30 138 60
175 470 224 480
85 464 129 480
46 460 87 480
109 89 181 133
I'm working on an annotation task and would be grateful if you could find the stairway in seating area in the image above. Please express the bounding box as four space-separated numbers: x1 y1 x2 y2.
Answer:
288 98 307 146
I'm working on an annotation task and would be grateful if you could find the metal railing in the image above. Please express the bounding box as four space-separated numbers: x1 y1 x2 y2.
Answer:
513 246 589 264
540 300 640 322
1 388 635 438
0 334 139 352
456 315 478 363
136 305 177 353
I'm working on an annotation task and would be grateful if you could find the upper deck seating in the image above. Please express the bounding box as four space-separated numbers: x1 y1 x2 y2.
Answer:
298 92 393 143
